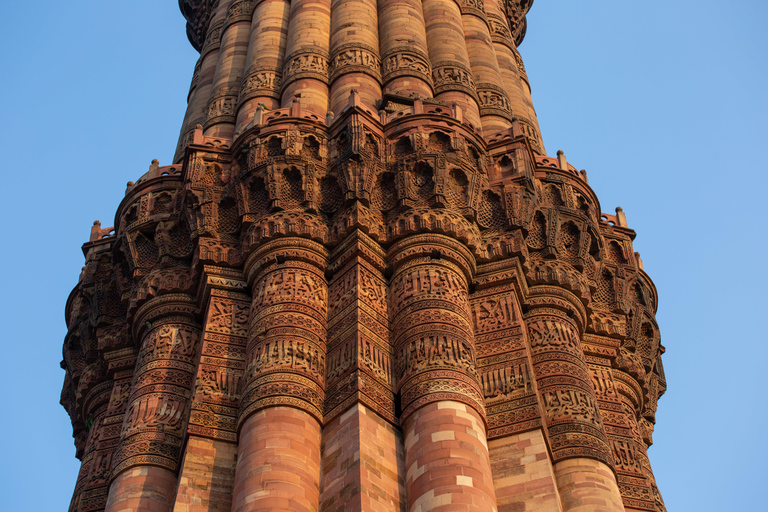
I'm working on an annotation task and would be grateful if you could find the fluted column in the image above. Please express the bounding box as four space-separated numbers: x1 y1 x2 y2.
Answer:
524 291 622 512
458 0 513 135
377 0 433 100
106 294 201 512
174 1 232 162
235 0 291 134
389 234 497 512
327 0 381 114
68 383 114 512
204 0 253 139
609 359 666 512
482 3 544 152
422 0 481 128
280 0 331 116
232 238 328 512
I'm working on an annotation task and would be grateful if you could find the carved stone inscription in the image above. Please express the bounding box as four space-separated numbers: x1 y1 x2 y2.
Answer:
391 265 467 316
397 334 476 382
207 300 249 337
472 295 518 333
526 312 611 464
391 250 484 419
528 318 579 350
187 292 249 441
246 337 325 382
114 317 201 475
252 267 327 310
139 324 199 364
242 254 328 422
197 368 242 401
124 394 187 435
542 389 599 423
481 361 531 399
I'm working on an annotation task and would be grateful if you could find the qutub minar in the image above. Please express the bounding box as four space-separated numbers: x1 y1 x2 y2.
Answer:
60 0 667 511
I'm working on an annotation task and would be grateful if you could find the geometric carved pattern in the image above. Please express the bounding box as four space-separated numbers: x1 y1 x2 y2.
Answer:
62 2 666 510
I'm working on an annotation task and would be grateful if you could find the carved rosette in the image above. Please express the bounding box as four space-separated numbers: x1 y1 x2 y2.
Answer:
477 82 515 121
524 292 614 466
111 294 201 478
281 47 329 89
238 66 283 103
380 46 433 88
240 238 329 425
389 234 484 420
328 43 382 84
431 61 479 101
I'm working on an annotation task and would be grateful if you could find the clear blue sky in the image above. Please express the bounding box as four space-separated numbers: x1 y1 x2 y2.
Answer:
0 1 765 510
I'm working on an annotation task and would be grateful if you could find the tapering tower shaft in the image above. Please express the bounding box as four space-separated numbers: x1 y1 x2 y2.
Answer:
60 3 667 512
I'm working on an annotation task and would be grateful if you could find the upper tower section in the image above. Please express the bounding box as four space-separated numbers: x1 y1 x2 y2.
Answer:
180 0 535 50
173 0 544 162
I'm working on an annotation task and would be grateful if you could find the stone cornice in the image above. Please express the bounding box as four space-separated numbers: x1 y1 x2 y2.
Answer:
179 0 215 52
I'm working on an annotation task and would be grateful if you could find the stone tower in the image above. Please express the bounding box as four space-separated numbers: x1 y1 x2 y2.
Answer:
60 1 667 511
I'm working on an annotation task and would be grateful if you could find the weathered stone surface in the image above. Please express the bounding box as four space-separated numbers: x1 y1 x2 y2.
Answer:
61 2 666 511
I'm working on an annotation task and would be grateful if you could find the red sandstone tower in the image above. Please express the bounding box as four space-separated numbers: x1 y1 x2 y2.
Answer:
61 1 667 511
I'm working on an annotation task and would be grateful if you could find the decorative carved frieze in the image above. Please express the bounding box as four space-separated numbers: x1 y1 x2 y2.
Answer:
329 43 381 83
62 4 668 509
432 62 478 100
477 82 514 121
282 47 329 86
239 66 282 103
381 47 433 87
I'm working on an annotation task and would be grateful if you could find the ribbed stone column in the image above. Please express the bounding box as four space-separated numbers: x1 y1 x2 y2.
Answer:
610 359 663 512
389 234 497 512
235 0 291 133
203 0 253 139
106 294 200 512
458 0 512 135
510 46 544 153
524 291 622 511
483 1 544 152
280 0 331 116
232 238 328 512
377 0 433 100
422 0 481 129
68 384 113 512
555 459 624 512
174 1 231 162
328 0 381 113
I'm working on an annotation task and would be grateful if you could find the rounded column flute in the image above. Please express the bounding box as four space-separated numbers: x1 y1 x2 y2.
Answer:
389 234 497 512
105 294 200 512
232 238 329 512
524 289 624 512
